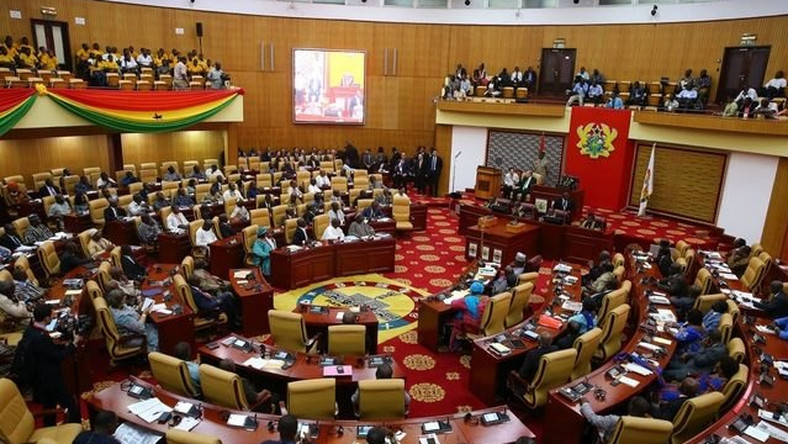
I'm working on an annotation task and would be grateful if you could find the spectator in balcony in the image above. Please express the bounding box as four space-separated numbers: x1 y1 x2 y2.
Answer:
207 62 226 89
173 56 189 90
40 48 58 71
523 66 537 90
17 46 37 70
0 47 14 70
697 69 711 103
629 81 647 107
477 62 488 85
136 48 153 69
459 73 472 96
566 77 588 107
606 90 624 110
752 98 777 119
576 66 590 81
188 57 205 78
496 67 512 88
676 84 698 109
587 80 604 105
763 71 786 99
734 84 758 106
590 68 605 85
738 97 756 118
511 66 523 87
679 69 695 91
471 69 482 88
119 50 138 74
721 94 738 117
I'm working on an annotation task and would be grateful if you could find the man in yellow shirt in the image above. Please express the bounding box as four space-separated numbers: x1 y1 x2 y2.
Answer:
76 43 90 61
40 49 58 71
17 47 38 69
99 57 119 73
3 35 17 58
18 37 33 56
89 43 102 59
0 47 14 69
197 53 209 72
127 46 138 59
187 57 204 77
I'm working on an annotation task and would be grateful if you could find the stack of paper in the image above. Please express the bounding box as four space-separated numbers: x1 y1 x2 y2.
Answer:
553 263 572 274
623 363 653 376
561 301 582 312
113 423 161 444
227 414 249 427
443 289 469 305
650 309 677 324
243 357 267 370
719 272 739 281
648 295 671 305
233 270 251 279
419 434 441 444
173 417 200 432
618 375 639 388
128 398 173 423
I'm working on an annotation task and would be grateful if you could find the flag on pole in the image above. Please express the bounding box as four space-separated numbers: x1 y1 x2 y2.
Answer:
539 132 546 153
638 143 655 216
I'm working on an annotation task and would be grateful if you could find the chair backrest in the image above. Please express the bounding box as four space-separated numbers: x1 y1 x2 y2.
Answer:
612 253 625 268
62 175 79 195
173 274 199 313
609 416 674 444
505 282 533 328
37 241 60 277
313 214 330 240
285 218 298 244
327 325 366 356
726 337 745 363
597 304 630 361
675 240 689 257
32 172 52 190
272 205 288 227
527 348 577 408
86 280 103 301
250 209 270 228
268 310 308 353
740 256 765 291
517 272 539 286
693 268 713 295
483 292 512 336
12 217 30 237
287 378 336 420
94 296 132 361
671 391 724 444
717 313 733 345
97 261 112 292
612 265 625 283
571 327 603 380
357 198 374 212
129 182 144 196
720 364 748 412
149 352 200 398
110 246 122 268
358 379 406 420
750 243 763 258
199 364 249 411
41 196 56 217
758 251 773 277
392 195 410 222
77 229 93 257
725 299 740 325
89 198 109 226
181 256 195 280
0 378 36 444
165 430 222 444
692 293 727 313
188 220 203 246
598 282 630 328
331 176 348 192
241 225 259 265
13 255 37 287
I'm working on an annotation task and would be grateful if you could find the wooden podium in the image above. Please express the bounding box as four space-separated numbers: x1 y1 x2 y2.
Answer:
475 166 501 200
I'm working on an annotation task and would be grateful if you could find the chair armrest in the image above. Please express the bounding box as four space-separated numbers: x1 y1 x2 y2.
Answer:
278 400 288 416
117 333 147 347
507 370 528 396
305 332 323 352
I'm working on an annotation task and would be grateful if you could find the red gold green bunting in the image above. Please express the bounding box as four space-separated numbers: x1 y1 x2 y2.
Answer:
0 89 36 137
44 87 244 133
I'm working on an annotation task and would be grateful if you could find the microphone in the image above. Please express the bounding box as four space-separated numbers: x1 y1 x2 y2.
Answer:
454 151 462 159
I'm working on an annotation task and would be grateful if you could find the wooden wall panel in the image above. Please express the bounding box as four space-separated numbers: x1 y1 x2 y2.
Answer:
761 157 788 258
628 144 727 223
120 131 226 168
0 135 110 189
2 0 786 161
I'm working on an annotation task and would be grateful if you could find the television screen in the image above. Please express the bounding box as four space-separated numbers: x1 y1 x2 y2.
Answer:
293 49 366 124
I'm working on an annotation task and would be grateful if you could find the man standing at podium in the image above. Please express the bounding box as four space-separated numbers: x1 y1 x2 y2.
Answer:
426 148 443 197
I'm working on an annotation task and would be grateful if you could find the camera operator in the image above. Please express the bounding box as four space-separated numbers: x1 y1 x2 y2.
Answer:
17 304 82 425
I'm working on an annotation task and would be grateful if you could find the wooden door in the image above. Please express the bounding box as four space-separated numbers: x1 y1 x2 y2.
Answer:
31 19 72 72
715 46 770 104
539 48 576 96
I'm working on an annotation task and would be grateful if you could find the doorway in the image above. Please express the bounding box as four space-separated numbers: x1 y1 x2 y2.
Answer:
715 46 770 104
538 48 576 96
31 19 72 72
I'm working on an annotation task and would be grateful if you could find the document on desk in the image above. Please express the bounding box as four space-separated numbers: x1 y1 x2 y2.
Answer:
233 270 252 279
443 289 469 305
652 336 673 346
141 298 155 312
243 357 268 370
128 398 173 423
744 424 770 443
553 263 573 274
173 416 201 432
650 309 677 324
618 375 640 388
113 422 162 444
561 301 582 313
227 414 248 427
719 272 739 281
755 325 776 335
758 409 788 428
648 295 671 305
623 363 653 376
419 434 441 444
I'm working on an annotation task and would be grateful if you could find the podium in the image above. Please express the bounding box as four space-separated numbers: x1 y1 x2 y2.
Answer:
475 166 501 200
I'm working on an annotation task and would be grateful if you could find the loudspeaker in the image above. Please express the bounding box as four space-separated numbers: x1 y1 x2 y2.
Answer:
196 22 203 37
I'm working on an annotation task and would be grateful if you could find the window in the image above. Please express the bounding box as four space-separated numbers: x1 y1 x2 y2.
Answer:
523 0 557 8
489 0 520 9
417 0 448 8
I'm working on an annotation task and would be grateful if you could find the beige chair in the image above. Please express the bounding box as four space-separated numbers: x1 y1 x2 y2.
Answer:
505 282 533 328
271 205 288 228
597 282 630 329
199 364 252 411
149 352 200 398
571 327 603 380
327 325 366 356
517 272 539 286
720 364 748 412
693 268 713 295
0 378 83 444
313 214 330 240
284 218 298 244
89 198 109 227
13 255 38 287
250 209 270 228
482 292 512 336
726 337 745 363
508 349 577 409
357 379 407 420
165 430 222 444
392 195 413 232
181 256 195 281
595 304 630 361
609 416 674 444
268 310 316 353
94 296 147 365
85 280 103 301
670 391 724 444
674 240 689 258
241 225 259 266
611 253 625 268
77 229 93 258
287 379 336 420
692 293 726 313
37 241 61 279
717 313 733 345
725 299 740 325
32 172 53 190
173 274 228 332
96 261 112 293
740 256 766 292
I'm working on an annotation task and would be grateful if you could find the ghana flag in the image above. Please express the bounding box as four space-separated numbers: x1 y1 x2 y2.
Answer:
45 88 244 133
0 88 36 136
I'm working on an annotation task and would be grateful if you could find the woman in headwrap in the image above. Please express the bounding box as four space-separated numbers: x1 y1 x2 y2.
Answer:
449 281 489 351
251 226 276 276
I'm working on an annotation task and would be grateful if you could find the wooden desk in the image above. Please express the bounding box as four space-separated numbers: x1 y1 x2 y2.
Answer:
335 237 396 277
458 203 492 236
468 263 585 405
296 306 379 355
157 232 191 264
103 219 139 246
543 252 677 444
465 218 540 265
63 212 94 234
141 264 196 355
209 235 244 278
530 185 585 222
86 377 533 444
229 268 274 337
417 262 478 352
410 203 428 232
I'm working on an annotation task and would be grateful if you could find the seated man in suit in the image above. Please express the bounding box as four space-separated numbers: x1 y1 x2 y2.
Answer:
291 218 312 246
361 201 385 221
654 377 698 421
103 198 127 223
187 274 239 329
579 212 604 230
552 192 574 218
1 223 24 250
218 359 276 413
582 250 611 287
583 261 616 298
73 410 119 444
59 241 93 273
120 244 146 281
663 330 727 382
754 280 788 319
658 263 688 298
38 178 61 198
513 170 536 201
518 333 558 381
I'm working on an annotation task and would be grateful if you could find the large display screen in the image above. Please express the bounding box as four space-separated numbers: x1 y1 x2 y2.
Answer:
293 49 366 125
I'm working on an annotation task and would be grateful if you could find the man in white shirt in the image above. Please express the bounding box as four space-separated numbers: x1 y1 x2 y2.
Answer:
503 168 520 199
207 165 225 180
136 48 153 68
222 183 243 202
315 171 331 189
119 54 137 74
47 194 72 230
166 205 189 233
286 180 303 199
321 218 345 242
511 66 524 86
307 178 321 195
764 71 786 99
96 172 116 189
587 81 604 105
128 194 149 216
576 67 590 81
230 204 250 223
734 85 758 104
194 220 218 248
328 202 345 226
173 56 189 90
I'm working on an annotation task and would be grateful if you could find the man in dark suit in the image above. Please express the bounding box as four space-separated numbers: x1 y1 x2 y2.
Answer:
291 218 312 246
518 333 558 381
18 304 81 424
260 414 298 444
654 377 698 421
514 171 536 201
361 202 385 221
658 263 688 298
754 280 788 319
120 244 146 281
362 148 374 171
38 178 61 198
103 199 127 222
0 223 23 250
663 330 727 381
426 148 443 197
553 192 574 214
392 158 409 190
